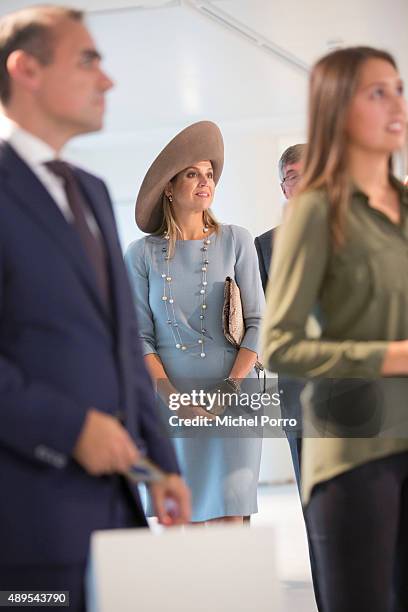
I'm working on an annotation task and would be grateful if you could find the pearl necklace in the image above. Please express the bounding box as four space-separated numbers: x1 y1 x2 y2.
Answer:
161 225 211 358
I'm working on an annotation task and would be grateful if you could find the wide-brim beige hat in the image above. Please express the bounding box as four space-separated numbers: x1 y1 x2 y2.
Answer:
135 120 224 233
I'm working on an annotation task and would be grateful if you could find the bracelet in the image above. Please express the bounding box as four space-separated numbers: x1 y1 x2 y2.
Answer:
223 377 241 392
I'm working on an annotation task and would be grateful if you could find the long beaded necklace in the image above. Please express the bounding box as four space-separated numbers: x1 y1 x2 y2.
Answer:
161 225 211 358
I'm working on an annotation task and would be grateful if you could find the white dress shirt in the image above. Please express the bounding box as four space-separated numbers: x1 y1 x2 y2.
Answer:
0 114 99 234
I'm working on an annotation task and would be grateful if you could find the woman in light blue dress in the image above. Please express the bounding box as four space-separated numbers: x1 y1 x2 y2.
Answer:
125 121 264 523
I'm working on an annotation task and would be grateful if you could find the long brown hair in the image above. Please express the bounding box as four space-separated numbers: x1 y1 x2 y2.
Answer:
299 46 398 248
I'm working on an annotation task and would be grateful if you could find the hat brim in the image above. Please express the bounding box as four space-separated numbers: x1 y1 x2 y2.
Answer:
135 121 224 233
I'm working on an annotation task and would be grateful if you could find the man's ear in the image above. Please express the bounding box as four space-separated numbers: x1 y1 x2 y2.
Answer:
6 50 44 95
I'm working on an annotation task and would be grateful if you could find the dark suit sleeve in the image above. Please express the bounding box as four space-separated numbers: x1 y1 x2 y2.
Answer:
254 237 268 293
0 251 88 467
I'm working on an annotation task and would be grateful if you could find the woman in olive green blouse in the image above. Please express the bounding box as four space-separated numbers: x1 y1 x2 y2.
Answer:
262 47 408 612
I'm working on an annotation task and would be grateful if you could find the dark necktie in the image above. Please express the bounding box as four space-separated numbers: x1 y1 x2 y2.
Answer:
45 160 111 312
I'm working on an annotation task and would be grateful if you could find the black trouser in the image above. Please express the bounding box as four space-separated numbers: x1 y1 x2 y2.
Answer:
305 451 408 612
280 377 323 611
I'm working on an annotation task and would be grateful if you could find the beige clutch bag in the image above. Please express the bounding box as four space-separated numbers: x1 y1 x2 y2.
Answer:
223 276 245 347
222 277 264 379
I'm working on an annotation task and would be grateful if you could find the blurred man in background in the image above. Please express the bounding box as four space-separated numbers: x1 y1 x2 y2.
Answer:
255 144 305 293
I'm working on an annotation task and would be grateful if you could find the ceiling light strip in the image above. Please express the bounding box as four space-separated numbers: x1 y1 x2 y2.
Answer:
182 0 309 73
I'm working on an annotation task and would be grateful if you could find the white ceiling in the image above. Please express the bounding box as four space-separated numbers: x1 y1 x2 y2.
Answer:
1 0 407 135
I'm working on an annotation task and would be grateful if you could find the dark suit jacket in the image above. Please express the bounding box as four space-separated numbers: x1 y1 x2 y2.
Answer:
254 227 278 292
0 141 179 567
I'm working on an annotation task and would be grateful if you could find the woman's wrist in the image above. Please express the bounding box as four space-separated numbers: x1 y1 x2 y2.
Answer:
156 379 178 405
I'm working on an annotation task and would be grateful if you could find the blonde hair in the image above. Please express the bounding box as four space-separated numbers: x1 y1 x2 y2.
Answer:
154 177 220 258
299 46 399 248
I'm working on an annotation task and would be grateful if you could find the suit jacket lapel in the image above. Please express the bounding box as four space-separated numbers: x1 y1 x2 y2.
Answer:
0 141 111 326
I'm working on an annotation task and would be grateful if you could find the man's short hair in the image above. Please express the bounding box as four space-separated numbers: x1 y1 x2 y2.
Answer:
0 5 83 105
278 143 306 181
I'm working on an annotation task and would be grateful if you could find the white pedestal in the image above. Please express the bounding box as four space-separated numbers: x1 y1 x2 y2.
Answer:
88 525 281 611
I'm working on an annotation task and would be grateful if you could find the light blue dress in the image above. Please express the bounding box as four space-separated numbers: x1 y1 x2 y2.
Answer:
125 224 265 521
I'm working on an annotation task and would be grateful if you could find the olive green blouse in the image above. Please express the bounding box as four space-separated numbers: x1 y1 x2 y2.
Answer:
261 178 408 504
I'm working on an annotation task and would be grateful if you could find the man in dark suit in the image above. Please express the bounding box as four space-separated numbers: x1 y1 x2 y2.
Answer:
255 144 305 293
0 6 190 610
255 143 305 483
